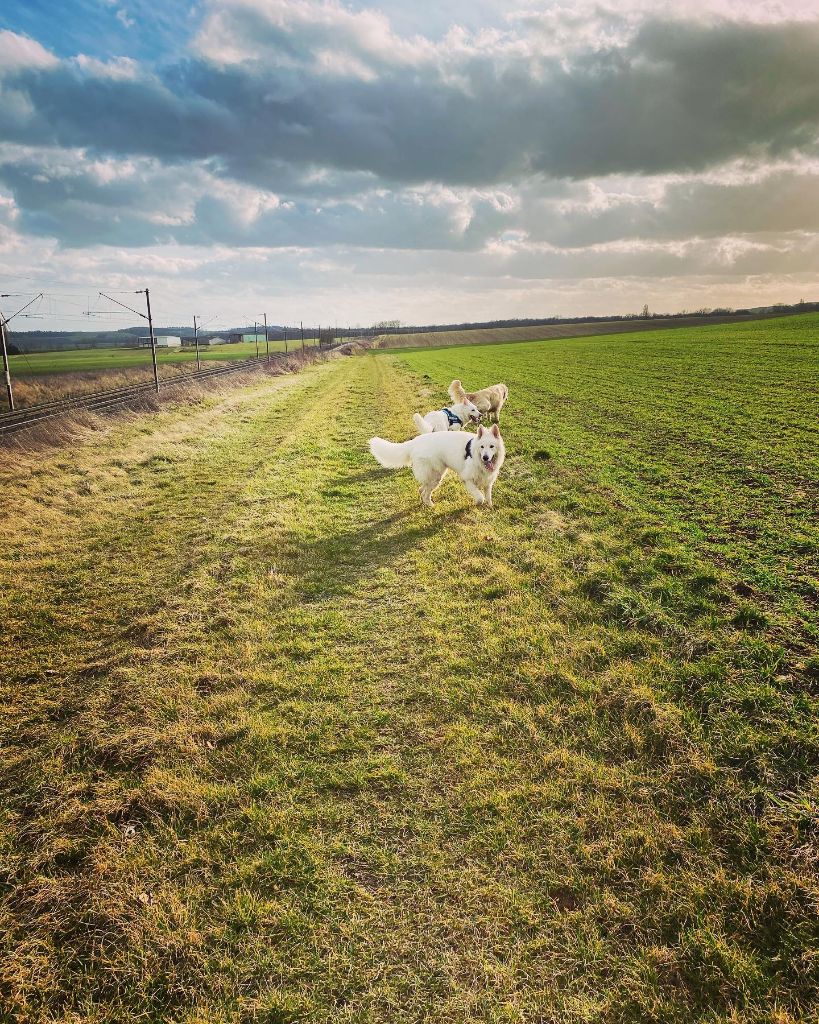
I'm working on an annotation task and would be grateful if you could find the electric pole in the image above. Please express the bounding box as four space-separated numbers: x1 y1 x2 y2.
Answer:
0 292 44 410
99 289 159 393
145 288 159 392
193 314 201 371
1 317 13 410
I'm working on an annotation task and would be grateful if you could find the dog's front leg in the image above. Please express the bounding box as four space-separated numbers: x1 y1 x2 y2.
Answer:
464 480 485 505
483 479 495 508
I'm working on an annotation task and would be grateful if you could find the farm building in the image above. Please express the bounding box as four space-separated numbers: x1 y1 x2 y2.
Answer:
241 334 267 344
139 335 182 348
181 336 228 347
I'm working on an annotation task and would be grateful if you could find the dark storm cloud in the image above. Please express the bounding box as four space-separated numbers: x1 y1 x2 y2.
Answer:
2 16 819 187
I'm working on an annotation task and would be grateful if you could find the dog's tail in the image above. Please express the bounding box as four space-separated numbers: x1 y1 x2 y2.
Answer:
448 378 467 402
412 412 433 434
369 436 413 469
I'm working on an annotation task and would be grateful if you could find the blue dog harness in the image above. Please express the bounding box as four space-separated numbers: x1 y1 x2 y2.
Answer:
441 407 462 428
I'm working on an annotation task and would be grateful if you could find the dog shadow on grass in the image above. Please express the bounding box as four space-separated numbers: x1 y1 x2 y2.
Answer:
327 466 387 487
259 498 471 602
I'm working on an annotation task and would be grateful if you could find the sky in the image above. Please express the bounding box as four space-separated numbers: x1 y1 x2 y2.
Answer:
1 0 818 331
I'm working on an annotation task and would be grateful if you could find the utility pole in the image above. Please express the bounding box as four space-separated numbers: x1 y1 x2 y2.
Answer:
0 292 44 410
99 288 159 392
253 322 260 359
145 288 159 392
193 314 201 371
283 326 288 355
300 320 305 353
1 317 13 411
263 313 270 363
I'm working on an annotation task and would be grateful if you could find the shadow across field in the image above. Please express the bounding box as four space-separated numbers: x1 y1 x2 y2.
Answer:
328 466 393 486
263 501 469 601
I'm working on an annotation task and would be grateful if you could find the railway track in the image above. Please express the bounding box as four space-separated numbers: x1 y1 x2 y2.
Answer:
0 355 280 437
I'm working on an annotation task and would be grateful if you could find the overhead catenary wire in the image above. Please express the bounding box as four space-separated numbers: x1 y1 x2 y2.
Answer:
97 289 160 393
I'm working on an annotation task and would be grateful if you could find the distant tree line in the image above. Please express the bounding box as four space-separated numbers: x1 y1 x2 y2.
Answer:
369 298 819 336
8 300 818 352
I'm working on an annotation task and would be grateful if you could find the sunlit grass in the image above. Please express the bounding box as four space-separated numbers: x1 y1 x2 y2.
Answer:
1 315 817 1022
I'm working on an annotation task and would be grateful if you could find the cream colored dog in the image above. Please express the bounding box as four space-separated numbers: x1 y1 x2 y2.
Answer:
448 379 508 423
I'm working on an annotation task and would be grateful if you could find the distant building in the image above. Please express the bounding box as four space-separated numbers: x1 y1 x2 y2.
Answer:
182 336 227 347
139 335 182 348
241 333 267 344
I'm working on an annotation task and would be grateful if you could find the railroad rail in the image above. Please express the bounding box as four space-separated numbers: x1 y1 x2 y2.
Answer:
0 354 280 437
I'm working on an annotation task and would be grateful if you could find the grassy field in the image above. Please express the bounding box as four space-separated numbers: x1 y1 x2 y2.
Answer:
9 338 322 377
1 315 817 1022
374 312 782 350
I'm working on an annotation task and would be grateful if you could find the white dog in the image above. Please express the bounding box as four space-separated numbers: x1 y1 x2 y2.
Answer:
369 424 505 507
412 398 482 434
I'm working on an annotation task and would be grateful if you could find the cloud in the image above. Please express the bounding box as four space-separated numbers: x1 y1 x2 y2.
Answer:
2 6 818 186
3 140 819 263
116 8 136 30
193 0 434 72
499 162 819 248
4 228 817 333
72 54 141 80
1 1 818 325
0 30 59 74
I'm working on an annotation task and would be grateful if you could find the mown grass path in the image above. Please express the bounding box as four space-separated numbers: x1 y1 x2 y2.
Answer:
1 339 817 1024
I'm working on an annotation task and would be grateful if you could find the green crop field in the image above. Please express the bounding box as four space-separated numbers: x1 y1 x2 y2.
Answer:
1 314 817 1023
374 312 782 351
8 338 321 376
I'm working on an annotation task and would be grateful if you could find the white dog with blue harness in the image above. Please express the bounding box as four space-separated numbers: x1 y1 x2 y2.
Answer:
412 398 482 434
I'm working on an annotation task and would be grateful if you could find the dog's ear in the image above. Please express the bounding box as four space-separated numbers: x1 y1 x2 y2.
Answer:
490 423 500 437
477 425 484 437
